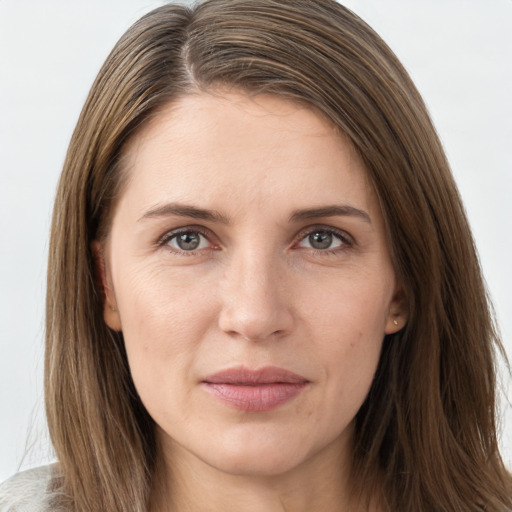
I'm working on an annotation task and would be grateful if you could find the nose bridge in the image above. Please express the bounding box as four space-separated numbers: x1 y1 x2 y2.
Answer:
218 244 293 341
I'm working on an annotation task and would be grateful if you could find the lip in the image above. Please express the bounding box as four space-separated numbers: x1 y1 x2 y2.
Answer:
202 366 309 412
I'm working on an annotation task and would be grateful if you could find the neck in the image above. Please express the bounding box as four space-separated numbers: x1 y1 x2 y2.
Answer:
149 428 375 512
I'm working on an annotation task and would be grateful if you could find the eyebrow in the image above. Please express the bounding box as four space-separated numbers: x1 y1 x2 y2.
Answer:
138 202 371 225
138 203 230 224
289 205 372 225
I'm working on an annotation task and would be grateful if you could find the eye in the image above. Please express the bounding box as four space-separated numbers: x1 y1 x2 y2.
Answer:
163 229 211 252
297 228 350 251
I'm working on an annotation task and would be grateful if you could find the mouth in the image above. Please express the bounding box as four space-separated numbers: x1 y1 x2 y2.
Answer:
202 366 310 412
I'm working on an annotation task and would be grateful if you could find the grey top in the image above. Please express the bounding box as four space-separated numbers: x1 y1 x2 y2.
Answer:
0 465 56 512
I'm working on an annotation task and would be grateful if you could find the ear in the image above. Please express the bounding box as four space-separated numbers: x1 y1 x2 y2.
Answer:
91 241 122 332
384 283 408 334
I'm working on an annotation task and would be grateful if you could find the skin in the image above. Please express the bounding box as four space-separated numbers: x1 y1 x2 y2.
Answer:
96 92 406 512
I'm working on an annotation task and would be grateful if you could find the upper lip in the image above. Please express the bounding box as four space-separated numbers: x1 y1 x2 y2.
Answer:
203 366 309 385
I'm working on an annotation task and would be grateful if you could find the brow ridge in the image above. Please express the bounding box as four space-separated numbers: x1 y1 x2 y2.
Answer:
289 205 372 224
138 202 371 225
138 203 230 224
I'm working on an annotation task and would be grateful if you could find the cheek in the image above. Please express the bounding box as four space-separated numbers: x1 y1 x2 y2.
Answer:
320 324 382 396
118 261 212 334
114 266 215 392
304 268 392 346
314 329 382 442
303 273 390 412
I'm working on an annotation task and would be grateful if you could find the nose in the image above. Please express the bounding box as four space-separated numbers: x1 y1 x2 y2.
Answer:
217 250 294 342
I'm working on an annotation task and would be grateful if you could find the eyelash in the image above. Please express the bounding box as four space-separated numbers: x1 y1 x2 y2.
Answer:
295 225 354 255
157 227 216 256
156 225 355 256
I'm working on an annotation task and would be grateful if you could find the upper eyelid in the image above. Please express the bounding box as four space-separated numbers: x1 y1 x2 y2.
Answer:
295 224 354 244
157 226 214 246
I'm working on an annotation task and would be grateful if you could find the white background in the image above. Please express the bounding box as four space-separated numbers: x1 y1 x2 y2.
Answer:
1 1 511 481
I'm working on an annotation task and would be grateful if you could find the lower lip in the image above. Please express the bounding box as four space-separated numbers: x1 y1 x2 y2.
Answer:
203 382 308 412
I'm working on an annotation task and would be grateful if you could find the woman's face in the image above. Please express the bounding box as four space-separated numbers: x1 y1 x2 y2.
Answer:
100 92 405 477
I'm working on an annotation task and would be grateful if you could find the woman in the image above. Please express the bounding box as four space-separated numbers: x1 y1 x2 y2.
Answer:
1 0 510 510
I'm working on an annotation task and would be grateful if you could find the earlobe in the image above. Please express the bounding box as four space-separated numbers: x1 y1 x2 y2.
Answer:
104 303 122 332
385 315 405 334
91 241 122 332
384 284 409 335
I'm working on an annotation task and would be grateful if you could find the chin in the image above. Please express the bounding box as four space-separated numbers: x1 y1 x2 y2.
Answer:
201 444 309 478
195 423 342 478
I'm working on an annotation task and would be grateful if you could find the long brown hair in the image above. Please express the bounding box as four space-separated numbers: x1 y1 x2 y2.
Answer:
45 1 512 510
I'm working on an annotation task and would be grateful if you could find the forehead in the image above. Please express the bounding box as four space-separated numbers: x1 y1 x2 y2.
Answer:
117 91 377 220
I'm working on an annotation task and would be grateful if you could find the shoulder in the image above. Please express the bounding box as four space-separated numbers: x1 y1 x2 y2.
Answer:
0 465 59 512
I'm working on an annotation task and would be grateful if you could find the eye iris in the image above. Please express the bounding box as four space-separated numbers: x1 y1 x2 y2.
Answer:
176 232 201 250
309 231 333 249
